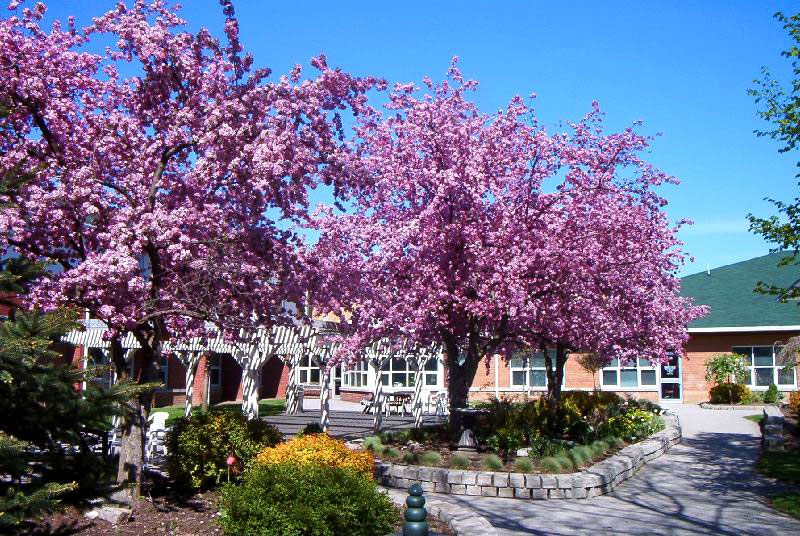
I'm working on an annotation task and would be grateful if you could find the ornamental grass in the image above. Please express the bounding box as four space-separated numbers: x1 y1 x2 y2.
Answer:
255 433 374 477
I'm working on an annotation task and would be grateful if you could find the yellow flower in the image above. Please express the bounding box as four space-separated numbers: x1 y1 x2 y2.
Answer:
256 433 374 477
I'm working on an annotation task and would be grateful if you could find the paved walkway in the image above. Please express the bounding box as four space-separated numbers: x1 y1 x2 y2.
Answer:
416 404 800 535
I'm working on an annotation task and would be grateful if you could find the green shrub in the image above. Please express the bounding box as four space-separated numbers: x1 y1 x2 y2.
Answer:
528 436 572 458
165 411 282 490
382 446 400 460
402 451 419 464
597 409 662 443
218 463 400 536
486 427 525 454
589 440 609 458
539 457 562 473
742 389 764 404
572 445 595 463
299 423 324 436
561 391 624 420
362 436 382 452
709 383 751 404
566 447 587 468
483 454 504 470
605 436 625 449
554 455 574 472
764 384 780 404
513 457 534 472
450 454 471 469
419 451 442 466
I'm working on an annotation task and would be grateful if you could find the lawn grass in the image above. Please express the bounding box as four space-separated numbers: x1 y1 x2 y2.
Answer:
769 492 800 519
755 448 800 520
744 414 764 425
157 399 286 426
757 448 800 483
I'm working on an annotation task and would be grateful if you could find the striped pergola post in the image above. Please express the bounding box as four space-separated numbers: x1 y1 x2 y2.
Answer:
412 354 425 428
319 356 331 432
367 339 392 434
411 344 439 428
182 350 202 417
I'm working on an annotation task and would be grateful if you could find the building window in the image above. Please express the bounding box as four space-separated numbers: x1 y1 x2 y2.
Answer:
381 357 414 387
344 360 369 388
157 355 169 387
209 354 221 387
732 346 796 388
601 358 657 388
87 347 113 389
510 350 564 389
298 355 321 385
423 358 440 387
378 357 441 388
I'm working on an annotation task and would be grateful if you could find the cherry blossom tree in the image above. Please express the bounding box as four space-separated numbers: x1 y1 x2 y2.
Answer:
308 60 706 415
0 0 377 496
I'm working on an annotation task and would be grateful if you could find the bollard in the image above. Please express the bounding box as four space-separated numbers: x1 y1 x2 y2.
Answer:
403 483 428 536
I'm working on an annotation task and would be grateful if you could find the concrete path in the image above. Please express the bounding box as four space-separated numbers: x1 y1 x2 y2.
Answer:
418 404 800 535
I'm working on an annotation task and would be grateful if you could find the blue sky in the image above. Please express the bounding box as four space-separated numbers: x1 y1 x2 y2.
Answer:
43 1 800 276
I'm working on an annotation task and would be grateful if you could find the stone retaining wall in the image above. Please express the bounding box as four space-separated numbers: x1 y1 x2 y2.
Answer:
375 413 681 500
762 405 785 451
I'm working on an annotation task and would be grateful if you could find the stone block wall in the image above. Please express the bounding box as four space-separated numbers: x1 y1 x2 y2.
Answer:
762 405 785 451
376 413 681 500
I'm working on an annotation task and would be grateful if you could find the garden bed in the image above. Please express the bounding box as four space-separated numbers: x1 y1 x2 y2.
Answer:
25 490 455 536
374 412 681 500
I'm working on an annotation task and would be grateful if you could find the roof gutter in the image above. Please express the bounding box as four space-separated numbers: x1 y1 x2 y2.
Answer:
688 325 800 333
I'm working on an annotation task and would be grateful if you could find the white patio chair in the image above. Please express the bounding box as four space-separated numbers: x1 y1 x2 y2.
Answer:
434 392 449 418
145 411 169 462
425 391 439 414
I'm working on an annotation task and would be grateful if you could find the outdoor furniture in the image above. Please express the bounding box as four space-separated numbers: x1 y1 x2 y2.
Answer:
434 392 449 417
387 392 412 416
360 392 388 414
360 392 375 414
145 411 169 462
425 391 440 414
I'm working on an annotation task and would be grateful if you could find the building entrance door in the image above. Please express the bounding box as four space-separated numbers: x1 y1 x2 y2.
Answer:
659 352 682 402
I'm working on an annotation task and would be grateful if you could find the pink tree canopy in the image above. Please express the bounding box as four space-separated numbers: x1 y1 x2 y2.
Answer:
0 0 377 344
308 60 707 406
0 0 378 490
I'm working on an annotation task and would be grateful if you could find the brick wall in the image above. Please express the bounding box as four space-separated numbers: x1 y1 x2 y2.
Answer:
683 331 800 403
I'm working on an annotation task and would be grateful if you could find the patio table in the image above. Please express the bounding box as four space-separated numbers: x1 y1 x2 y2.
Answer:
387 391 413 416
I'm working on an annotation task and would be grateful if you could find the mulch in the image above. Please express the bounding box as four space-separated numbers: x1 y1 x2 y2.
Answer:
22 491 221 536
23 485 454 535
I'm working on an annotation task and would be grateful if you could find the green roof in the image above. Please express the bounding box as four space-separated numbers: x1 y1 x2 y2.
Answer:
681 252 800 329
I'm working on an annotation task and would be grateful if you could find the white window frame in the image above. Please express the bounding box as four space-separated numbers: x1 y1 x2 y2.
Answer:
600 358 658 391
509 350 563 390
379 357 442 389
732 345 797 389
298 355 321 385
343 359 370 389
422 357 441 388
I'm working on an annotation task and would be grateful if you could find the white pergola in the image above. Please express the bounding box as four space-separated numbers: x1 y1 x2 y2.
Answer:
63 318 442 431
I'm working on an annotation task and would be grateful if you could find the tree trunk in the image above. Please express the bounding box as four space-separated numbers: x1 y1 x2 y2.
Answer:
545 343 568 401
443 329 482 432
112 330 158 502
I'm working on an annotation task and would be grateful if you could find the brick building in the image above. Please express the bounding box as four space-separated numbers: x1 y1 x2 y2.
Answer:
59 252 799 408
469 252 799 404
